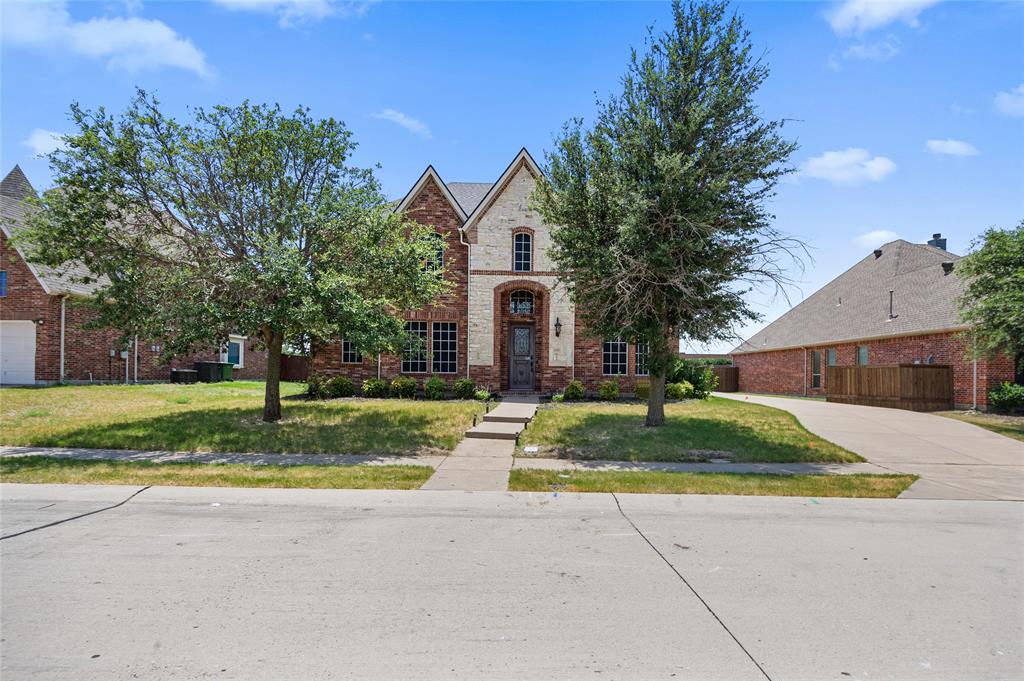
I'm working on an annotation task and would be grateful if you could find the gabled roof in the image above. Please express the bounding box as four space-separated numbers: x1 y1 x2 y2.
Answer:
447 182 492 214
0 166 106 297
460 148 543 236
733 239 968 353
394 165 468 222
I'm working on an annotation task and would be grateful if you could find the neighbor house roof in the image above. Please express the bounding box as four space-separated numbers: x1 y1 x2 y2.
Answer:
732 239 968 354
0 166 106 297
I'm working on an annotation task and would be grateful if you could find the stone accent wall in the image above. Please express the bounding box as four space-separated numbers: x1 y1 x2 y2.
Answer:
468 165 552 271
733 331 1016 408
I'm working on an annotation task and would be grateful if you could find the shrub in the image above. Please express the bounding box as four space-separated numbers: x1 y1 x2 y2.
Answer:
306 374 327 399
989 382 1024 412
563 379 586 401
474 389 491 401
424 376 446 400
361 378 388 398
324 376 355 398
598 380 620 401
670 360 718 399
634 381 651 399
390 376 417 399
453 378 476 400
666 381 694 400
551 393 565 403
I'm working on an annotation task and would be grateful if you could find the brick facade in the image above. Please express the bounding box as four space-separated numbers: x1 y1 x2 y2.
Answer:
1 231 267 384
733 331 1016 409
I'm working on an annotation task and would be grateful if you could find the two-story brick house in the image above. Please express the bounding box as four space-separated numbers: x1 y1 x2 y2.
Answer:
311 148 651 394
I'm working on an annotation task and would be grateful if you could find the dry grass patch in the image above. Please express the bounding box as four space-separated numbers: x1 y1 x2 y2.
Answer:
936 411 1024 443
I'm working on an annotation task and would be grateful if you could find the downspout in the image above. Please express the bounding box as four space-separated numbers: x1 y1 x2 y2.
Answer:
459 226 471 380
59 296 66 383
134 334 139 384
377 353 382 380
972 335 978 411
802 346 807 397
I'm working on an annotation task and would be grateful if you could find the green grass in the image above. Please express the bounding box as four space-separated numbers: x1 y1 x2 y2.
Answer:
0 382 482 455
935 411 1024 443
0 456 433 490
519 397 859 463
509 469 916 498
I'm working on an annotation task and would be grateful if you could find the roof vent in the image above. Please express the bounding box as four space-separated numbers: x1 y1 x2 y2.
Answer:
942 261 954 275
927 233 947 250
873 248 883 258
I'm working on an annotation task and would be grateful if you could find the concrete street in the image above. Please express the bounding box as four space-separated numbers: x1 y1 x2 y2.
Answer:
2 483 1021 680
720 394 1024 500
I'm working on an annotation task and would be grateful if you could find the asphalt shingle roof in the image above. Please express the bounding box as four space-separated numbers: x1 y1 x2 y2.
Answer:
733 239 968 353
447 182 492 215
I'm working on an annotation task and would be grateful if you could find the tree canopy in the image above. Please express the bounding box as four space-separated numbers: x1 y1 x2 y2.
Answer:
956 221 1024 368
534 0 803 426
23 90 447 421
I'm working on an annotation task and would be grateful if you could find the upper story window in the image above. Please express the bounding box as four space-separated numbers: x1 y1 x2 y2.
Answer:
513 232 532 272
426 232 445 272
510 290 534 315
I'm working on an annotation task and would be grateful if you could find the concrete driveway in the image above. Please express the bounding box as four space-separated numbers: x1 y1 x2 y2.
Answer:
2 484 1022 680
720 394 1024 500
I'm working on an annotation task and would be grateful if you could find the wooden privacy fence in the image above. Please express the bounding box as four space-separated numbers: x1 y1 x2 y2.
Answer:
826 364 953 412
711 365 738 392
280 355 309 382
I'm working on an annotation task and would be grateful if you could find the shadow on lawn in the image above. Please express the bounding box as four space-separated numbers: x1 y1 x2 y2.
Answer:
531 411 856 463
25 403 459 456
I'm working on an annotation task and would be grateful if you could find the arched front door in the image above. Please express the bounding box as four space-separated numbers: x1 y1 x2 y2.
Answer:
509 324 535 391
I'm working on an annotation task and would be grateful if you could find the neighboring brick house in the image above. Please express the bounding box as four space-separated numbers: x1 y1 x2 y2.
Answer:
731 235 1018 409
0 165 266 385
312 148 651 395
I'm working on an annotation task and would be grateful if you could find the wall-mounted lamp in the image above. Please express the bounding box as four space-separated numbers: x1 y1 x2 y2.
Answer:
34 318 44 325
554 317 562 337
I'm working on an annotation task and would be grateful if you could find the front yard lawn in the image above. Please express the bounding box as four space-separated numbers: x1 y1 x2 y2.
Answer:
0 456 432 489
0 382 482 455
519 397 859 463
935 411 1024 443
509 469 916 498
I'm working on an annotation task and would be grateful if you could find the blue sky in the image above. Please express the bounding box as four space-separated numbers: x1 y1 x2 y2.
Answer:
2 0 1022 352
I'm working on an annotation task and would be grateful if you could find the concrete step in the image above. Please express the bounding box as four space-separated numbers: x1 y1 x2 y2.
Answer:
482 413 531 424
464 421 524 440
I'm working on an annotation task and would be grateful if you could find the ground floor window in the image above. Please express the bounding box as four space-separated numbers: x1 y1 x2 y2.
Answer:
432 322 457 374
341 338 362 364
220 335 245 368
857 345 869 366
827 348 837 366
402 321 428 373
635 342 649 376
603 338 627 375
811 350 821 388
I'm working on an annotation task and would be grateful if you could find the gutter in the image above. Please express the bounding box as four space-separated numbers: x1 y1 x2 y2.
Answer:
732 325 972 356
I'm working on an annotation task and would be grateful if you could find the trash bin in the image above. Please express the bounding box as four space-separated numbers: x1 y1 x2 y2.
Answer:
219 362 234 381
193 361 222 382
170 368 199 384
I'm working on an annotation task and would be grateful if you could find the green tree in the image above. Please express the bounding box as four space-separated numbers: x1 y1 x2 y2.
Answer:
22 90 447 421
957 222 1024 368
534 1 803 426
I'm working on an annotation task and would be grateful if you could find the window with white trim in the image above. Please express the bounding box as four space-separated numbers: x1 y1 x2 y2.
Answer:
603 338 627 375
513 232 532 272
220 335 245 368
509 290 534 315
341 338 362 364
402 321 428 373
432 322 457 374
635 342 649 376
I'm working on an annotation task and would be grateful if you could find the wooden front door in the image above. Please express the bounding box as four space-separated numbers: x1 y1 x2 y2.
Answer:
509 324 535 391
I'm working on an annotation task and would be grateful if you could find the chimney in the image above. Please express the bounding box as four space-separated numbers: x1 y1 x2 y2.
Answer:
927 233 947 250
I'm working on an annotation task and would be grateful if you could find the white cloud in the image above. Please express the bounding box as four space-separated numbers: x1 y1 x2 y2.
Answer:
799 148 897 185
826 0 941 35
994 84 1024 117
1 1 209 77
212 0 376 27
854 230 901 249
842 35 900 61
926 139 980 157
373 109 431 139
21 129 67 156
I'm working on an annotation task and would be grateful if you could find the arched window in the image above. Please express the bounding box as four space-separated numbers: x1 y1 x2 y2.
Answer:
513 232 532 272
509 290 534 315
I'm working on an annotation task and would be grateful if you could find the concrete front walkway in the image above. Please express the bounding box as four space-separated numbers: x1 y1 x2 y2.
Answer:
718 393 1024 500
514 458 887 475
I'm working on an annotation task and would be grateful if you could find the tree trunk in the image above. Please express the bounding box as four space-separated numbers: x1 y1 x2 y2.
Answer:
645 368 667 427
263 329 283 423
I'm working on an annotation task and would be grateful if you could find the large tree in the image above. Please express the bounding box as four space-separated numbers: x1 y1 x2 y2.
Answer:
23 90 447 421
956 221 1024 368
534 0 803 426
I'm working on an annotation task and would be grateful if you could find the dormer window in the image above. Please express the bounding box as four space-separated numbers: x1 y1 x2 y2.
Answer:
513 232 532 272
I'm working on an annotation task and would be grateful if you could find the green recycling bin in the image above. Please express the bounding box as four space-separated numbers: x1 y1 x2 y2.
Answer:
219 362 234 381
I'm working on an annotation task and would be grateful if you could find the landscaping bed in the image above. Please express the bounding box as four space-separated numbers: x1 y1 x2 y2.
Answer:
517 397 860 463
509 469 916 498
0 382 483 455
0 456 432 490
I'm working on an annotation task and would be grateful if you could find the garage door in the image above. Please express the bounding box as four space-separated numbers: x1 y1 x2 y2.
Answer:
0 321 37 385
